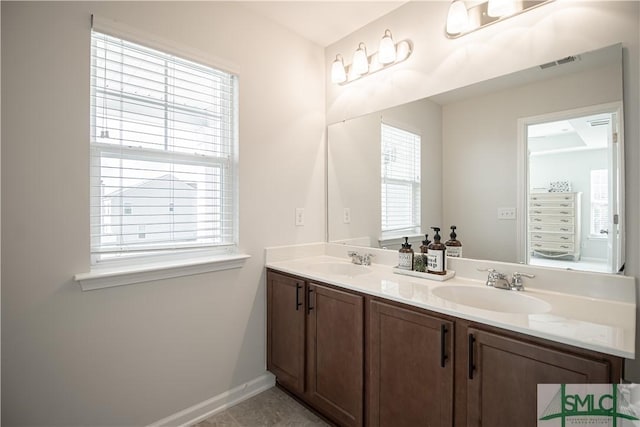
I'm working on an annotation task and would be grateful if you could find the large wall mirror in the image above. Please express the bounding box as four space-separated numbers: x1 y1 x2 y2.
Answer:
328 44 624 274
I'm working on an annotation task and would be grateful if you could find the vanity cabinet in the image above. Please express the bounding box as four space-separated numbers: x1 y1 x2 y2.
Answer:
266 271 364 427
267 270 623 427
368 300 454 427
460 323 621 427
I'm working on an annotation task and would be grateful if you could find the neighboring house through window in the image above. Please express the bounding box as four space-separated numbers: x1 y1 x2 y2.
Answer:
381 123 421 237
90 31 238 263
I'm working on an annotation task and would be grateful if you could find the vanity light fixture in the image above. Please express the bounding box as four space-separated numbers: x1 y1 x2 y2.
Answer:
331 29 413 85
331 54 347 84
378 29 397 65
352 42 369 76
446 0 554 38
446 0 469 35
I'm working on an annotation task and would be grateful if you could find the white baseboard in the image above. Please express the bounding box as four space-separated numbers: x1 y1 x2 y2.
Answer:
148 372 276 427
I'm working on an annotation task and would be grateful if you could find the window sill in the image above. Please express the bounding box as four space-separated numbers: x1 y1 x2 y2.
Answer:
74 253 251 291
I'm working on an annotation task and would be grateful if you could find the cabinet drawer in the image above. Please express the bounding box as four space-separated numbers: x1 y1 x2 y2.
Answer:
529 193 574 202
530 215 574 225
530 233 574 243
530 224 574 233
529 200 574 208
529 208 574 216
531 242 575 252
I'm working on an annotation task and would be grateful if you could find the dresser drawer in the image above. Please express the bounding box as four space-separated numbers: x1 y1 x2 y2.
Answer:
531 242 575 252
530 223 574 233
530 233 574 243
529 208 574 216
529 193 574 202
530 215 574 225
529 200 574 208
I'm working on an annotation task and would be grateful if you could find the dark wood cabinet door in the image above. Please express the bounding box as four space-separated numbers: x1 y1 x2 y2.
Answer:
368 300 454 427
307 282 364 427
466 327 612 427
266 271 306 395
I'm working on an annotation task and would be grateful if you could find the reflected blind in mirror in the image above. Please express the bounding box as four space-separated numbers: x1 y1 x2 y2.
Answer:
381 123 421 235
90 31 238 261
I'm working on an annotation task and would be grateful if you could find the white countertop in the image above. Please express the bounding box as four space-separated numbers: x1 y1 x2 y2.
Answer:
266 251 636 359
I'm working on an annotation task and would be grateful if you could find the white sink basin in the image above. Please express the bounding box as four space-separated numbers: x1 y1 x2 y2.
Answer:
432 285 551 314
307 262 372 277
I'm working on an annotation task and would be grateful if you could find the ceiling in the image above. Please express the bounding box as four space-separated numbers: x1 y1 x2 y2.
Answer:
240 1 408 47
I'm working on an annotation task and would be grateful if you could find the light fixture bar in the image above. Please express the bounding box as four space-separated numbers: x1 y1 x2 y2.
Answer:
446 0 554 38
335 39 413 86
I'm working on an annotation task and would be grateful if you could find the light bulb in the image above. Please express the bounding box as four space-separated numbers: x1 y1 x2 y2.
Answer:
352 42 369 76
487 0 517 17
446 0 469 35
331 54 347 84
378 30 396 65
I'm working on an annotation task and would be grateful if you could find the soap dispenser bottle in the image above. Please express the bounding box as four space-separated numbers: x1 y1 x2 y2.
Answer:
445 225 463 258
414 234 430 272
398 237 414 270
427 227 447 275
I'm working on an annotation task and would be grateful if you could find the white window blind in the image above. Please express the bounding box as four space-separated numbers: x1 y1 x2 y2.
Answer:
381 123 421 235
590 169 608 236
90 31 238 262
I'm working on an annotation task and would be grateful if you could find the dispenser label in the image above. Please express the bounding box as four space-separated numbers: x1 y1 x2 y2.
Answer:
398 252 413 270
446 246 462 258
427 250 445 272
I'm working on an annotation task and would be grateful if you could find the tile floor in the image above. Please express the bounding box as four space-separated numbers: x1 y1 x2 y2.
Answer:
193 386 331 426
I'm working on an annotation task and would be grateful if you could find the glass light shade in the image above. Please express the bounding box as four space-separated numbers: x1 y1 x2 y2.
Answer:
331 55 347 84
378 30 396 65
352 42 369 76
487 0 517 17
446 0 469 34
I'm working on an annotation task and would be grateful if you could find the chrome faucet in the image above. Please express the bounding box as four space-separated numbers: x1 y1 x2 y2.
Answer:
510 272 535 291
484 269 511 290
480 268 535 291
348 251 374 266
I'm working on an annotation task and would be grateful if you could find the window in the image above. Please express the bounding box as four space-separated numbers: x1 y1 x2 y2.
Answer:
381 123 421 236
90 31 238 263
590 169 608 237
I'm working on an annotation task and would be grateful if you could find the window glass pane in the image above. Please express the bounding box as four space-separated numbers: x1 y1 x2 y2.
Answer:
90 31 236 259
590 169 608 235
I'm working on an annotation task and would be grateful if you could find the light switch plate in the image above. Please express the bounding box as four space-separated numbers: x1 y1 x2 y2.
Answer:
497 207 516 220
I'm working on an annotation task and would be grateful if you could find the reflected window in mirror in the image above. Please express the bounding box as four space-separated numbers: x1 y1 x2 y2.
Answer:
589 169 609 238
381 123 421 238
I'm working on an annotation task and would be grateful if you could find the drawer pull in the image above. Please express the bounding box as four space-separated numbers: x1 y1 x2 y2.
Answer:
560 211 569 215
561 219 569 223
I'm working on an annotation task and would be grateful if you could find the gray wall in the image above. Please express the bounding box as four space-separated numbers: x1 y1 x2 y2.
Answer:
1 2 325 425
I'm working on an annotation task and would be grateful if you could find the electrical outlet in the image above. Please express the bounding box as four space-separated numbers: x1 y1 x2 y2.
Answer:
343 208 351 224
295 208 305 226
497 207 517 220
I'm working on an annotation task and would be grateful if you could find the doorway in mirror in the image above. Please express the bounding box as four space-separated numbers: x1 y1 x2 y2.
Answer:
519 102 623 274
